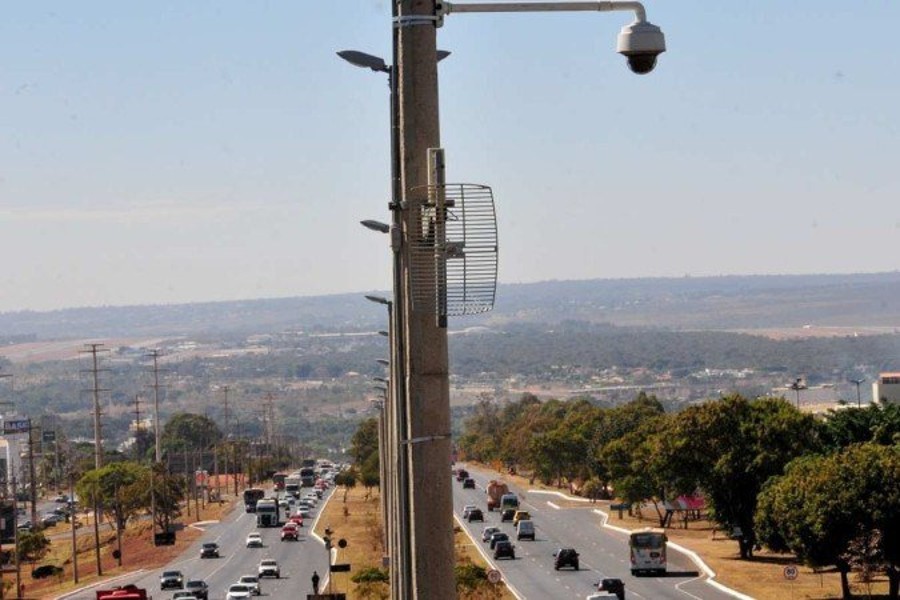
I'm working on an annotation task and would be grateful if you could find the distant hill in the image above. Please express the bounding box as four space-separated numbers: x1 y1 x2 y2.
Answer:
1 272 899 340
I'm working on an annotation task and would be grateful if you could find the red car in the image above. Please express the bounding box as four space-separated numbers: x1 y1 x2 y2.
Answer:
289 515 304 527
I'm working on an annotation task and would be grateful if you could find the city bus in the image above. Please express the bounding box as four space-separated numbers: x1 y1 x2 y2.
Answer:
299 467 316 487
272 472 288 491
242 488 265 513
629 528 667 575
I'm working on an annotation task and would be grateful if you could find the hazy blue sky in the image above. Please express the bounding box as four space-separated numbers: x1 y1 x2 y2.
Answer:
2 1 898 312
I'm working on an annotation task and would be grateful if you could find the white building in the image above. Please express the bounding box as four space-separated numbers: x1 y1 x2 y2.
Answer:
872 372 900 405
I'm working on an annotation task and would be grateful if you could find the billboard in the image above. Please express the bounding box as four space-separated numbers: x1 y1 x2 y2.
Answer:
2 419 30 435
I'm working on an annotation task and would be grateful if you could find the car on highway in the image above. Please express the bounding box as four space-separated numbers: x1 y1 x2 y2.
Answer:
199 542 220 558
489 531 509 550
172 592 196 600
53 494 70 503
296 508 312 520
455 469 469 482
481 526 500 542
281 524 299 541
237 575 261 596
467 508 484 522
512 510 531 526
493 540 516 560
225 583 252 600
289 514 304 527
246 532 263 548
462 505 477 519
554 548 580 571
184 579 209 600
596 578 625 600
516 519 535 540
160 570 185 590
258 558 280 579
463 478 476 489
500 508 515 522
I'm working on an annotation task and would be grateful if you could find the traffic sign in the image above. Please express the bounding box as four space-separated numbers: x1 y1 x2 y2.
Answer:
42 430 56 443
783 565 799 580
486 569 502 584
330 563 351 573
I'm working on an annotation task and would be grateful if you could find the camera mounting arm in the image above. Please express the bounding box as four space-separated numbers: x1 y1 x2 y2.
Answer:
437 1 648 23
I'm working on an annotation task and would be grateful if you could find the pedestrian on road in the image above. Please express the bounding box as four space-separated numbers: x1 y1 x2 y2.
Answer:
312 570 320 594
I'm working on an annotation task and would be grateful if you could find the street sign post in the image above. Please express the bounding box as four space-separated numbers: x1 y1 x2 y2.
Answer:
784 565 798 580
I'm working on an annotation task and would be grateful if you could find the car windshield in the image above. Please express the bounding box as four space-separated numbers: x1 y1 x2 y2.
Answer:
240 576 258 583
163 571 181 577
187 581 205 587
229 585 250 591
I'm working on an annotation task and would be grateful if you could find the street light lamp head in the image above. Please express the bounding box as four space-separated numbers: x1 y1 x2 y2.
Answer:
337 50 390 73
361 219 391 234
617 20 666 75
365 294 392 306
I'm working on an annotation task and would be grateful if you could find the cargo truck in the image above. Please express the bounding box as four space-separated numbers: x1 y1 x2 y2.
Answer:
486 480 510 511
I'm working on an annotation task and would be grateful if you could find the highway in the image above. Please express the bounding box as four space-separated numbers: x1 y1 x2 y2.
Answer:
60 488 333 600
453 465 738 600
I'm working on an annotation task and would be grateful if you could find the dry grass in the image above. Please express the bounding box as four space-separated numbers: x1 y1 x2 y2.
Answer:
315 485 513 600
470 462 891 600
17 478 238 600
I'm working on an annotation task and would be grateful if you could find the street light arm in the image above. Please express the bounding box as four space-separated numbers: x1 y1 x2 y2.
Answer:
439 1 648 22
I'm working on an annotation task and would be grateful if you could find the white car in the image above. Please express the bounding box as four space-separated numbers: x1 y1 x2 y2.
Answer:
296 508 312 520
237 575 261 596
225 584 252 600
245 532 263 548
462 505 477 519
258 558 280 579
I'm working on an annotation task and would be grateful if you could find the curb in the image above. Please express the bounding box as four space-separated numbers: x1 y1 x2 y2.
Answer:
452 514 525 600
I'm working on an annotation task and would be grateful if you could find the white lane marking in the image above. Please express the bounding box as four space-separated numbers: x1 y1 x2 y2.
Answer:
675 575 708 600
547 501 560 510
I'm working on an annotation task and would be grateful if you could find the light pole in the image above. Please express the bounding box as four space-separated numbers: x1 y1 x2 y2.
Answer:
789 378 807 409
849 378 865 408
351 2 665 596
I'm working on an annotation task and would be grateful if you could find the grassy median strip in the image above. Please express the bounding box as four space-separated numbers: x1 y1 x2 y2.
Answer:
314 484 514 599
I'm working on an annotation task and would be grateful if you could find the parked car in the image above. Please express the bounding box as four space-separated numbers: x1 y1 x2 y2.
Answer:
237 575 261 596
225 584 252 600
554 548 580 571
199 542 220 558
184 579 209 600
516 519 535 540
246 532 263 548
31 565 63 579
489 531 510 550
467 508 484 522
160 570 185 590
463 478 476 489
40 513 62 527
258 559 280 579
493 540 516 560
481 526 500 542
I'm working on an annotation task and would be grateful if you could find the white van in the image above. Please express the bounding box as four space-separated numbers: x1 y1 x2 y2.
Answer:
516 519 535 541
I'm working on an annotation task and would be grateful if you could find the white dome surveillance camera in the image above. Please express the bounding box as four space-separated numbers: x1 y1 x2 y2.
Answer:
617 20 666 75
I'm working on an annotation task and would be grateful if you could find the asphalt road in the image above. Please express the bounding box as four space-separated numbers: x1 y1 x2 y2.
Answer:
453 465 738 600
59 487 333 600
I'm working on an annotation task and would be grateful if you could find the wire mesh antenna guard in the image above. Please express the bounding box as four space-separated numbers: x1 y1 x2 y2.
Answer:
409 183 498 317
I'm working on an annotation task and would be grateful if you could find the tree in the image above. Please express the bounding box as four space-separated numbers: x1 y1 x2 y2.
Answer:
756 443 900 599
160 413 221 455
76 462 149 532
654 395 820 558
16 530 50 566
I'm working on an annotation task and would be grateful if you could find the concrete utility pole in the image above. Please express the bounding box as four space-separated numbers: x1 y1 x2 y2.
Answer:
147 350 164 462
396 1 455 597
81 343 109 469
